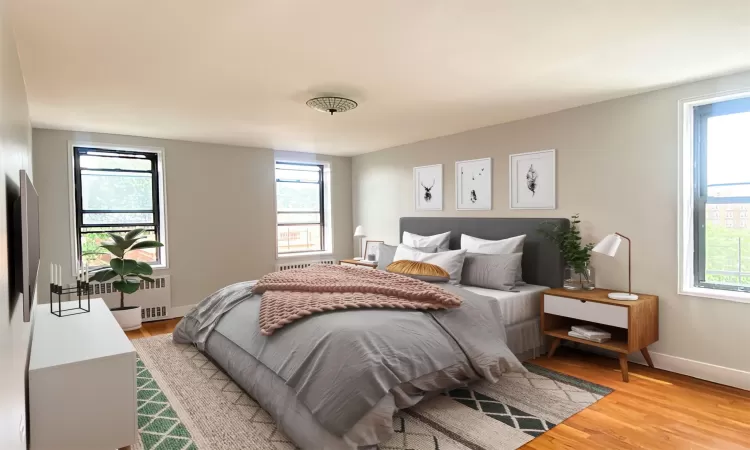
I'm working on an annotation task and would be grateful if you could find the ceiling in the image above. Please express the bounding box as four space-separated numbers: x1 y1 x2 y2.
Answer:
11 1 750 156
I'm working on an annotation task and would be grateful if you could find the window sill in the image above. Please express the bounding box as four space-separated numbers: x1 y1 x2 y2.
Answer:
679 286 750 304
277 251 333 260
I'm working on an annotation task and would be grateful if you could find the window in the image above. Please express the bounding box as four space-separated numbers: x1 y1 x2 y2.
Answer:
691 97 750 293
72 146 166 268
275 162 326 255
711 211 720 219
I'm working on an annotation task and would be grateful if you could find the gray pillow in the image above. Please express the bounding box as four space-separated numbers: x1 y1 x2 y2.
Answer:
460 253 523 291
377 243 437 270
396 273 450 283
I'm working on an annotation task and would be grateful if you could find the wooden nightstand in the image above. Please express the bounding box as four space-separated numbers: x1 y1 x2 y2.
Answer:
541 288 659 382
338 259 377 268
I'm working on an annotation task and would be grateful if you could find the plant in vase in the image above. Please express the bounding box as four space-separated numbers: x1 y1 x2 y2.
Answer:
539 213 595 290
87 229 164 330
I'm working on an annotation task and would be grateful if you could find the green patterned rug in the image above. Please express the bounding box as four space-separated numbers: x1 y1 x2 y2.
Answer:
132 335 612 450
136 356 197 450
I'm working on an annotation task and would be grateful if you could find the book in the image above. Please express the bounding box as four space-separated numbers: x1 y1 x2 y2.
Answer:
568 331 610 343
571 325 611 338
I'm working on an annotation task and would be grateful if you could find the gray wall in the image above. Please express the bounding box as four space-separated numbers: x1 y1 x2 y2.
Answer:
0 3 34 449
352 70 750 374
32 129 353 308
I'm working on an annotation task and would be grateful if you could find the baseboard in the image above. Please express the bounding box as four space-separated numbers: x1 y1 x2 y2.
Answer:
628 351 750 391
169 304 196 319
562 341 749 391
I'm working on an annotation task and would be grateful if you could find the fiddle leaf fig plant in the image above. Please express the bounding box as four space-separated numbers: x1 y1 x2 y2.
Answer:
88 228 164 309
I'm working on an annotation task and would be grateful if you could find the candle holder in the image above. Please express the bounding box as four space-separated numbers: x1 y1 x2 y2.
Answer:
50 280 91 317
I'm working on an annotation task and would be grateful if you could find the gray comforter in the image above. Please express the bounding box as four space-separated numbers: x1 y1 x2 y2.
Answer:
173 281 523 437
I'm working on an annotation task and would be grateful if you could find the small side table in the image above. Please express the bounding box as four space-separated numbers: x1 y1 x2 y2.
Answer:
339 259 377 269
541 288 659 382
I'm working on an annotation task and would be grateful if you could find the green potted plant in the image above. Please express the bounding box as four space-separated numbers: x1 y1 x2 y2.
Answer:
88 229 164 330
539 213 595 290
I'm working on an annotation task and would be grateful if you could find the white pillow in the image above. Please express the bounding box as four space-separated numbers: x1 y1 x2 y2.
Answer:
461 234 525 253
402 231 451 251
393 244 467 284
460 234 526 284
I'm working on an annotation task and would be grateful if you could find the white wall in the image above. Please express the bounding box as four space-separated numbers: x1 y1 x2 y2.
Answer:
0 1 34 448
352 70 750 381
32 129 353 308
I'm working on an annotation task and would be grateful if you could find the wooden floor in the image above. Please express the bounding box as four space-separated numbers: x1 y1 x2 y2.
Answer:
129 319 750 449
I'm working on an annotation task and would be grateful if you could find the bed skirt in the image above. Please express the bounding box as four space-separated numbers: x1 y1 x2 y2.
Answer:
506 317 544 361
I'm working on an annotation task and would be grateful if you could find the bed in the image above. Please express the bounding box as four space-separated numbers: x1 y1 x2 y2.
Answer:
401 217 568 361
174 217 568 449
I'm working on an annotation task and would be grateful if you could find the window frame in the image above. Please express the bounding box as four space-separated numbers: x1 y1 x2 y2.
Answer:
274 161 327 256
68 142 169 272
680 92 750 303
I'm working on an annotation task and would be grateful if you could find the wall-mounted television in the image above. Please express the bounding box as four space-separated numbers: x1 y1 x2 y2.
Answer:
18 169 40 322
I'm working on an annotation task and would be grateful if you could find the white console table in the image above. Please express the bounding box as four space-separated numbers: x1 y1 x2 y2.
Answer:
29 298 137 450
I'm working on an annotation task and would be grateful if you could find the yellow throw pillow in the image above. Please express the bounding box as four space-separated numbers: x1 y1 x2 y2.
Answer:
386 260 450 282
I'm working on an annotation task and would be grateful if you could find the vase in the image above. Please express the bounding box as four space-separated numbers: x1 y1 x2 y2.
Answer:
564 265 595 290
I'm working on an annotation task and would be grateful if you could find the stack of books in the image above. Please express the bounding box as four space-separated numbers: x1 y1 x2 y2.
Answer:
568 325 611 343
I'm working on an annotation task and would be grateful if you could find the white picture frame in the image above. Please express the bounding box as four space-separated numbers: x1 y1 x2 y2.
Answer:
455 158 492 210
509 149 556 209
414 164 443 210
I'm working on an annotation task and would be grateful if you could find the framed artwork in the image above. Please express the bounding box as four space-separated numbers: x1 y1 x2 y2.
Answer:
413 164 443 210
509 149 556 209
456 158 492 210
364 240 384 262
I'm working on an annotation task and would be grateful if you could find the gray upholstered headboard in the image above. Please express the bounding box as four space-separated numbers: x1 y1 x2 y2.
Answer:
399 217 569 288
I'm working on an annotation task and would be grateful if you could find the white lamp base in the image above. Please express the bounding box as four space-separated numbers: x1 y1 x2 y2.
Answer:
608 292 639 301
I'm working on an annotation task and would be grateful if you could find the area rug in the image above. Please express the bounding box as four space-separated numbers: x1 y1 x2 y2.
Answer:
131 335 612 450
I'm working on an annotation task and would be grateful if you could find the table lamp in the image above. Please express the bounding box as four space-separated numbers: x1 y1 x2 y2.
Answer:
592 232 638 301
354 225 366 260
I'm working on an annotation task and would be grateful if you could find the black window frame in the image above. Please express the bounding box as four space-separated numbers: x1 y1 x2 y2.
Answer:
275 161 325 255
73 146 163 266
693 97 750 292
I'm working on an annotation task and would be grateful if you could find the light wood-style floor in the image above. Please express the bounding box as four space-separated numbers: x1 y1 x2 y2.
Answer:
129 319 750 449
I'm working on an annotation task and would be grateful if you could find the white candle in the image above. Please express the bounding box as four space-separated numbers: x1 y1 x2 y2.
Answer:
57 265 61 286
85 263 89 283
50 263 54 286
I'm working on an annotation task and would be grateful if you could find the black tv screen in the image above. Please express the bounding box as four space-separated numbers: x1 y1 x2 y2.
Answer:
20 169 39 322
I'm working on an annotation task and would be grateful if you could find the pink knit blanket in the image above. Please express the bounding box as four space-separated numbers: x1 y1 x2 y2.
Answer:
253 264 462 335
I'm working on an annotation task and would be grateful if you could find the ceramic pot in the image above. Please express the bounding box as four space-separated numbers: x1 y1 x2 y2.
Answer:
111 306 142 331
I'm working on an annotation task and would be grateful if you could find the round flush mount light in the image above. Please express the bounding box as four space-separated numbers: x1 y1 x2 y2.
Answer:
306 97 358 115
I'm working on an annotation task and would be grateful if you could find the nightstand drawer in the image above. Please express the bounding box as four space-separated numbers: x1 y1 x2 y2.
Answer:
544 294 628 329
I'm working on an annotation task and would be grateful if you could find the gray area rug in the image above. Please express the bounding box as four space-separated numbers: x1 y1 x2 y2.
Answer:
132 334 611 450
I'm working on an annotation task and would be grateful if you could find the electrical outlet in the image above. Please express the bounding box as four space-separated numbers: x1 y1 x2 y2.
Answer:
19 414 26 445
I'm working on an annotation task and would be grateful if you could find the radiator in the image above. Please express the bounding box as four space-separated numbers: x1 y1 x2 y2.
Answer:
275 259 336 271
82 275 172 322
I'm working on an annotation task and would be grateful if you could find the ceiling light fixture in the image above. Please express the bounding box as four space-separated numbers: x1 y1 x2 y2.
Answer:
306 97 358 115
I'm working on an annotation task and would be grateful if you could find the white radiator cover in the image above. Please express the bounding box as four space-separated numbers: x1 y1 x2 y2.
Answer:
84 275 172 322
275 259 335 271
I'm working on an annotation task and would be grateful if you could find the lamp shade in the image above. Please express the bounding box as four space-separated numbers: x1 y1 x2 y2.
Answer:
354 226 366 238
592 233 622 257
